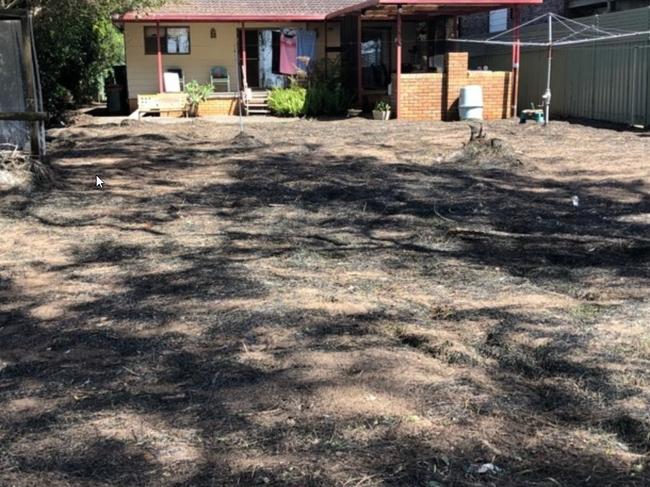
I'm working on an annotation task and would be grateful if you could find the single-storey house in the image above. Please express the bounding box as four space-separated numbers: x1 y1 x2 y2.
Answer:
115 0 541 120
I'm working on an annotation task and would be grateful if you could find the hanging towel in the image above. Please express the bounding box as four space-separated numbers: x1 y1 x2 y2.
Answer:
280 31 298 75
296 30 317 72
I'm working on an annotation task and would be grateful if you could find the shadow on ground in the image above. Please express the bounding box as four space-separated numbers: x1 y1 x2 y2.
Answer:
0 120 648 486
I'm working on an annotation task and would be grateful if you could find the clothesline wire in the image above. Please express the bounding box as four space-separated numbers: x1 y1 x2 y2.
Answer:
235 37 649 49
452 13 650 47
242 39 478 47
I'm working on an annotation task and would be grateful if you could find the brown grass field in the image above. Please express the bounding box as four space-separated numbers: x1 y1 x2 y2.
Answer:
0 117 649 486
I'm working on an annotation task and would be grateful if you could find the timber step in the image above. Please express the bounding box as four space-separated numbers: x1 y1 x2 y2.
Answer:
244 91 271 116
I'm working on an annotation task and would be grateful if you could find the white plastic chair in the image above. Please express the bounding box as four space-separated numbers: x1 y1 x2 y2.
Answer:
210 66 230 92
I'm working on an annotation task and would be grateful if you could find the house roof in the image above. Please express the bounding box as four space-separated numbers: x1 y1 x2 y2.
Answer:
118 0 373 21
117 0 542 22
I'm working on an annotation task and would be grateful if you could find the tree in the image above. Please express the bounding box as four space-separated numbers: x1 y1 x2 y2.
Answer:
9 0 164 119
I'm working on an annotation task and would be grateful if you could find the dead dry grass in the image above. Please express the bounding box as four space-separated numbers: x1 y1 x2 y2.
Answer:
0 116 649 486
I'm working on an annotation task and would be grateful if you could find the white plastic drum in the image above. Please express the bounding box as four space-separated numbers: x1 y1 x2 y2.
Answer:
459 85 484 120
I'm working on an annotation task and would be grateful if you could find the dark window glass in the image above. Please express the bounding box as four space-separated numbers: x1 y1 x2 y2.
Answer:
144 27 161 55
272 31 281 74
144 27 190 55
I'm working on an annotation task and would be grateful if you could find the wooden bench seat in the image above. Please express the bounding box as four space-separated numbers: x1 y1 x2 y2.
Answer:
137 94 188 119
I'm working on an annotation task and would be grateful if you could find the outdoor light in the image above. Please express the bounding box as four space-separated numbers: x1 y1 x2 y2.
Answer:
210 28 217 39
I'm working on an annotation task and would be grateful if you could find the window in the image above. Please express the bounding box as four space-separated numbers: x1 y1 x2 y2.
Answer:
144 27 190 55
361 28 391 89
361 39 382 67
489 9 508 33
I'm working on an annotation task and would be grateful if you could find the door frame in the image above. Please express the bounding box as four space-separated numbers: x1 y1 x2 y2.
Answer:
237 28 260 89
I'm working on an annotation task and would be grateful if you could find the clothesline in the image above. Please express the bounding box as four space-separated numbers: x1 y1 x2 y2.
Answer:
276 29 317 75
240 38 640 48
252 39 469 47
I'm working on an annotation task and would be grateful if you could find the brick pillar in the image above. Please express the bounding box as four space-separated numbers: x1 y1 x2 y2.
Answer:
444 52 469 121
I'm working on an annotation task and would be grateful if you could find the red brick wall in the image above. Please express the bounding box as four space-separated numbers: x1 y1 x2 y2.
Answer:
394 52 512 121
391 73 444 121
444 52 471 121
467 71 512 120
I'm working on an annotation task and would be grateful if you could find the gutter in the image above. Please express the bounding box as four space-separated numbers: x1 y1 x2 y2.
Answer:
379 0 543 4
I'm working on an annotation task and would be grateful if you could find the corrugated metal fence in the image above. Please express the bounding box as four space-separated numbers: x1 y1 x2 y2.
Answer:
465 7 650 126
0 19 29 148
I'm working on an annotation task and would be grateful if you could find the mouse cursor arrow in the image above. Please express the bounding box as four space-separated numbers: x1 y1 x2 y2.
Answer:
95 176 105 189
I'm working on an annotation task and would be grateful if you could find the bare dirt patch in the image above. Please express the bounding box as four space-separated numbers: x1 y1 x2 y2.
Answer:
1 117 649 486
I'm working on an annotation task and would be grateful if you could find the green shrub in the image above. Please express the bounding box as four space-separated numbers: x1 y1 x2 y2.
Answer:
302 57 352 117
267 87 306 117
184 80 213 116
29 0 165 121
305 82 352 117
309 57 350 89
267 58 351 118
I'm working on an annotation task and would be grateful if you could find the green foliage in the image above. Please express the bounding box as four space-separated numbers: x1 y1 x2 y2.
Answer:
309 56 352 90
304 82 351 117
185 81 213 106
374 101 391 112
21 0 166 119
184 80 213 116
303 57 352 117
267 86 307 117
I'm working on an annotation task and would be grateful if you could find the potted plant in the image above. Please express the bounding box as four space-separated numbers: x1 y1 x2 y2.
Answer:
373 100 391 120
185 80 213 117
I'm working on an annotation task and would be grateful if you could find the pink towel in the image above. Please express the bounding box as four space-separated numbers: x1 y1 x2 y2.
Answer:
280 33 297 75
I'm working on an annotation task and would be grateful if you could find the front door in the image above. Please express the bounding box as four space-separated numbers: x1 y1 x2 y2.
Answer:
238 29 260 88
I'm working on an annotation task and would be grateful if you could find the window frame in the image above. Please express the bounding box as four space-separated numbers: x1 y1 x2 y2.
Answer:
144 26 191 55
488 9 508 34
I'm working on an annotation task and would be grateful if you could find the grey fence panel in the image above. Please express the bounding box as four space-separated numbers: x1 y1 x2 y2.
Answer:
467 7 650 126
0 19 28 149
634 43 650 127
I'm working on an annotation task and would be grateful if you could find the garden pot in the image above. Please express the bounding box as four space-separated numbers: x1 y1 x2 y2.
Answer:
373 110 391 120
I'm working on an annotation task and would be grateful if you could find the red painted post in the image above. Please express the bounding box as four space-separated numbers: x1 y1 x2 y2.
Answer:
396 6 402 119
241 22 248 89
156 22 164 93
357 14 363 106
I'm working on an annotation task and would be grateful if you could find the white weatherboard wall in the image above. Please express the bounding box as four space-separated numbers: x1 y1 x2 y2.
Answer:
124 22 340 99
